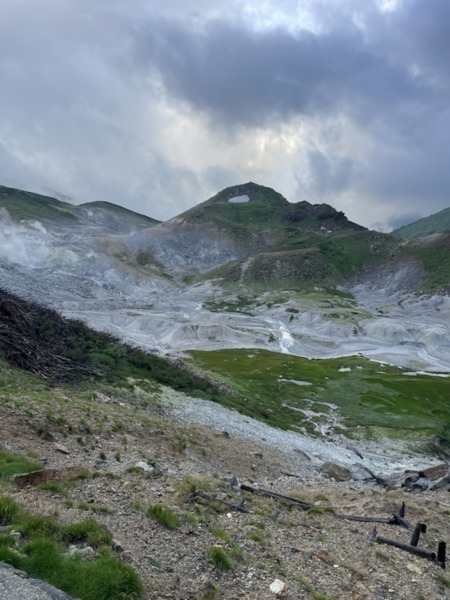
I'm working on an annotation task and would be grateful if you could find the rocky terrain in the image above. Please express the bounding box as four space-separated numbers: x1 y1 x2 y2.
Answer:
1 186 450 373
1 182 450 598
2 376 450 600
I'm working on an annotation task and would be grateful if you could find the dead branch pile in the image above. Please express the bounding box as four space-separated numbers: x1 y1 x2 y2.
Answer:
0 286 112 381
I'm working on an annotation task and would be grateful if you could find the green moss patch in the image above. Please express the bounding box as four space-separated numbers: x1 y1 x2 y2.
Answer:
188 349 450 440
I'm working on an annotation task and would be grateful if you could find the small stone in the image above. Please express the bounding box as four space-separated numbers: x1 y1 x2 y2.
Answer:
67 545 96 560
406 562 422 574
346 444 364 459
135 461 153 472
269 579 287 596
54 442 70 455
293 448 311 461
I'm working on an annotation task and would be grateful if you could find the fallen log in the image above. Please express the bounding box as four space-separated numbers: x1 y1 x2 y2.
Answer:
337 514 397 525
392 502 413 530
336 503 410 526
375 535 445 568
240 484 312 509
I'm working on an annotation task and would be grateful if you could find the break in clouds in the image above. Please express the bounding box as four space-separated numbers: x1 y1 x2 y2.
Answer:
0 0 449 230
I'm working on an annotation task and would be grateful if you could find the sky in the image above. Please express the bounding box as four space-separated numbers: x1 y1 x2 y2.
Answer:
0 0 449 231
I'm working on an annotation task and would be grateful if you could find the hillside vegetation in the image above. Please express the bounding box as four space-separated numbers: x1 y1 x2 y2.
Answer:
3 180 450 293
0 287 232 405
394 207 450 239
0 184 157 229
0 185 77 221
401 233 450 292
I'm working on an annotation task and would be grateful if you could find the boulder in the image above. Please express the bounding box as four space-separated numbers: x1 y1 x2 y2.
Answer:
320 462 352 482
349 463 376 481
418 463 449 480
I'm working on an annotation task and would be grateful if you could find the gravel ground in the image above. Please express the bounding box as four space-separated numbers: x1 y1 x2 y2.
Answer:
1 383 450 600
165 392 441 479
0 563 73 600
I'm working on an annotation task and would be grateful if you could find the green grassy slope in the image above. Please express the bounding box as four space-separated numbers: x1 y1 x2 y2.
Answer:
0 184 159 227
188 349 450 441
394 207 450 239
0 287 232 407
401 233 450 292
182 182 363 234
178 183 402 289
1 284 449 450
0 185 78 221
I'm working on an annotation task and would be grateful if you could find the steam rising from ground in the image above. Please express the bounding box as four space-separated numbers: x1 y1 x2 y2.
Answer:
0 209 50 267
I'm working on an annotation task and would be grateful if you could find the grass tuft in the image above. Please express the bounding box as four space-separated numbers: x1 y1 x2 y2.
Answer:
146 504 180 530
0 495 143 600
206 545 235 571
0 449 42 480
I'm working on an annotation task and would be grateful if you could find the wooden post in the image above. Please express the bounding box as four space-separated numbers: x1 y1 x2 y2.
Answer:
438 541 446 570
410 523 426 547
392 503 412 530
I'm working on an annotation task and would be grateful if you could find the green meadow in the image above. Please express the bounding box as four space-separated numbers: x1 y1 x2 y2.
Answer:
188 349 450 440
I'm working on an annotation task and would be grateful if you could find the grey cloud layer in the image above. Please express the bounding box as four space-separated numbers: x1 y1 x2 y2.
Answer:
132 0 450 223
0 0 449 228
138 17 419 126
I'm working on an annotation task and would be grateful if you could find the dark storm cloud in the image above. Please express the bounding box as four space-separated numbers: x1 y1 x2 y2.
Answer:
136 17 423 127
384 0 450 82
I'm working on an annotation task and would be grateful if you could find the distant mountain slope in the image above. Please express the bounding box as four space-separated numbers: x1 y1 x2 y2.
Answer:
3 181 450 294
0 184 77 221
0 184 158 232
173 181 362 234
401 232 450 292
76 200 160 232
137 182 395 288
394 207 450 239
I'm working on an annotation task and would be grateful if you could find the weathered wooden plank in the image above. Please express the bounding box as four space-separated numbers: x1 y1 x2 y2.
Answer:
337 514 395 524
376 535 437 562
240 484 312 508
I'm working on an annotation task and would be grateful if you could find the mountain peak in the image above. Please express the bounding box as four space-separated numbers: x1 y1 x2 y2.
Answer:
204 181 289 207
